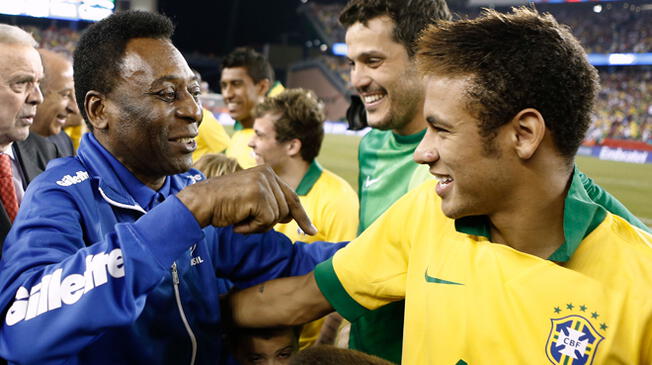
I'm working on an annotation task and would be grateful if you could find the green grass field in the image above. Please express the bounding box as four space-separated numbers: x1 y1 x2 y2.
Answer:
316 133 652 228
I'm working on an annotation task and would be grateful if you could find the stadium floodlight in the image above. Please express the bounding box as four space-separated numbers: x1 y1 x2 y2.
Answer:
332 42 347 57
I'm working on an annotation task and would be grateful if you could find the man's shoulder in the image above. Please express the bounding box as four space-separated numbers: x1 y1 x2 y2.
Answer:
312 169 358 206
576 214 652 286
16 132 60 158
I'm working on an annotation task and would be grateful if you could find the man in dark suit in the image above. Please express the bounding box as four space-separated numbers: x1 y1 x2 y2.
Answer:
0 24 60 250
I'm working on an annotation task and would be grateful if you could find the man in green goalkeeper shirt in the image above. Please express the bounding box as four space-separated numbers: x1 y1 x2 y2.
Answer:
341 0 650 363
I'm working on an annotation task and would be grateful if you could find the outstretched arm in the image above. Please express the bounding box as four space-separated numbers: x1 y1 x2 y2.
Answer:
226 272 333 328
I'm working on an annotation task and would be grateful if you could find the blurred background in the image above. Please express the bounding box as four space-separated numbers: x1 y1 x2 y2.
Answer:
0 0 650 225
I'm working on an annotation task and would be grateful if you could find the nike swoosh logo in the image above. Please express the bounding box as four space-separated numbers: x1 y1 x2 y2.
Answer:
424 270 463 285
364 176 381 188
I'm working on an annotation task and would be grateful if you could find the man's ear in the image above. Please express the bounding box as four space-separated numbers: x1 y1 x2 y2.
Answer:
255 79 271 98
510 108 546 160
286 138 302 158
85 91 109 130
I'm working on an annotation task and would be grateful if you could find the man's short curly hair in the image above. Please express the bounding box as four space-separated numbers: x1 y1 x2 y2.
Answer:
221 47 274 84
253 88 325 163
73 10 174 127
339 0 451 57
416 6 600 161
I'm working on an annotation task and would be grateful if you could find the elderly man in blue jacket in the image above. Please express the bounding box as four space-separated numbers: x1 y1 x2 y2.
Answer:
0 11 345 365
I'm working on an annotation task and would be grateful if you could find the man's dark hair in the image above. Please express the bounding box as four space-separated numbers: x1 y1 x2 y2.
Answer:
416 6 600 161
253 88 325 163
221 47 275 84
339 0 452 57
73 10 174 127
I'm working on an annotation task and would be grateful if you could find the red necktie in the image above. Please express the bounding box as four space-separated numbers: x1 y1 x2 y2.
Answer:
0 154 19 222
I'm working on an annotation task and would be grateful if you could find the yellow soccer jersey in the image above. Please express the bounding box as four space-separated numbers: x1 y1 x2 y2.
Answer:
275 162 359 243
192 109 231 162
315 170 652 364
276 162 358 350
225 128 256 169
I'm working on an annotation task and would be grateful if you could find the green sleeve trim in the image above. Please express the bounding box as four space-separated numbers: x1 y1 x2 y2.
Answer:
314 257 370 321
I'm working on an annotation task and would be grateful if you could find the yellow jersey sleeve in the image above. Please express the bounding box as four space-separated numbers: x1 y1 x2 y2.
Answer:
315 181 436 319
192 109 231 161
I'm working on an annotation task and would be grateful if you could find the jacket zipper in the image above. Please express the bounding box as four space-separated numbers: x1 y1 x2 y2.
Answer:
172 262 197 365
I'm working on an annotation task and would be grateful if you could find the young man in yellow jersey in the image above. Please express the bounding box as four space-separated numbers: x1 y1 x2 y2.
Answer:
248 88 359 349
221 47 283 168
226 8 652 364
248 88 358 244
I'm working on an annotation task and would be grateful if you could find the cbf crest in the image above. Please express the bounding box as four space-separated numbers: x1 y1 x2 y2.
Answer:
545 304 606 365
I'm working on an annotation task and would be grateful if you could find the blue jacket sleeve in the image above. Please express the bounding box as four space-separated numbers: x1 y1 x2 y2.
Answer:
0 183 203 363
210 227 347 289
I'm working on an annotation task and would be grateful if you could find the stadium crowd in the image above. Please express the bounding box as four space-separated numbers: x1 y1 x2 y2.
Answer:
0 0 650 364
589 68 652 143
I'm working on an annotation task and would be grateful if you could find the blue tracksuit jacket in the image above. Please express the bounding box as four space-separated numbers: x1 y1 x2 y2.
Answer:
0 134 344 364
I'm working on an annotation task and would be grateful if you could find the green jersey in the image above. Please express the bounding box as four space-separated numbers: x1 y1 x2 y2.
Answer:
357 128 431 234
353 128 431 363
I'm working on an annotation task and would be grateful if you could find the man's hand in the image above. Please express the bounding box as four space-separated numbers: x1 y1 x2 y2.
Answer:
177 165 317 235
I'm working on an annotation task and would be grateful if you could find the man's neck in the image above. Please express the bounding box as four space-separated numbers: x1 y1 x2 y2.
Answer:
30 124 52 138
276 158 310 192
488 167 573 259
391 108 427 136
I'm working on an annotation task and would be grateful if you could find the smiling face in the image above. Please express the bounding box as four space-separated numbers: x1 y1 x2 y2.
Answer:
346 16 424 135
248 112 290 170
32 53 77 137
220 67 265 127
415 75 516 219
96 37 202 188
0 43 44 147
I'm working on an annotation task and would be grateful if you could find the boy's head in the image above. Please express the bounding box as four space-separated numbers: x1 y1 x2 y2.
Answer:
232 326 300 365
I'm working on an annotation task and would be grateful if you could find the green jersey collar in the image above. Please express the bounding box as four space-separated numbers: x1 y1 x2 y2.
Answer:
392 128 426 145
295 161 323 196
454 167 606 263
233 121 244 131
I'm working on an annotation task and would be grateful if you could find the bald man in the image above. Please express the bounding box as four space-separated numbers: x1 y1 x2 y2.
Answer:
31 49 77 156
0 24 60 249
